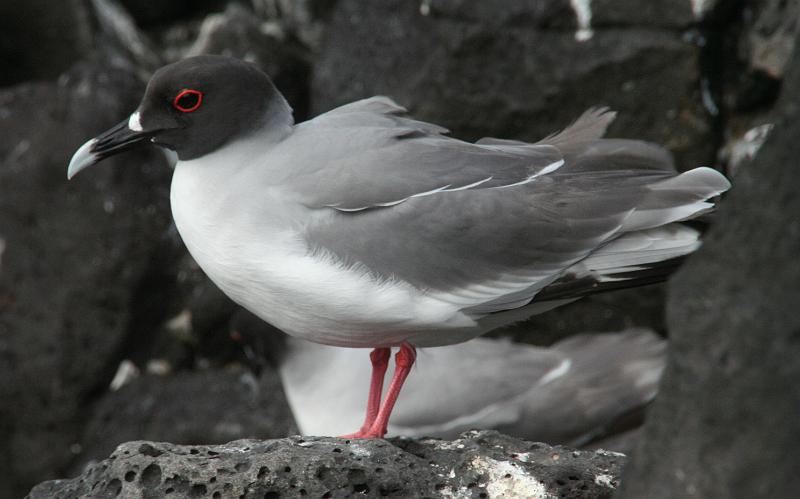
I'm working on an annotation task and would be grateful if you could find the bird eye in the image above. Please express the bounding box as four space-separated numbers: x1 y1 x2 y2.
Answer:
173 89 203 113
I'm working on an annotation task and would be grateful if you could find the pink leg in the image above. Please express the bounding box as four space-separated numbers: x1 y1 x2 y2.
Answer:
338 347 391 438
360 344 417 439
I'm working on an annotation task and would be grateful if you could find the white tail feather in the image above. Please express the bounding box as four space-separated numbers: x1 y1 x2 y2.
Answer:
622 201 714 231
622 167 729 231
649 166 731 195
567 224 701 282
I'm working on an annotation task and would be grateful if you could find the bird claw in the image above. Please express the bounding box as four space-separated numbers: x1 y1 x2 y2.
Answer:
337 428 386 439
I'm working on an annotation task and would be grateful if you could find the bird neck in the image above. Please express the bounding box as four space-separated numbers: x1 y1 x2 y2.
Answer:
253 91 294 146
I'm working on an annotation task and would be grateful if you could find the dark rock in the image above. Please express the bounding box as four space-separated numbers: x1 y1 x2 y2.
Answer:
741 0 800 80
718 0 799 116
128 252 242 368
584 427 644 457
90 0 163 72
591 0 696 29
0 0 163 87
141 254 270 369
75 368 297 471
313 0 714 172
188 272 243 363
181 4 312 120
253 0 338 49
101 254 286 373
716 0 799 176
0 0 92 86
29 431 625 498
0 61 175 496
151 4 313 126
112 234 195 370
617 32 800 499
118 0 230 29
491 284 667 345
227 309 293 373
418 0 578 28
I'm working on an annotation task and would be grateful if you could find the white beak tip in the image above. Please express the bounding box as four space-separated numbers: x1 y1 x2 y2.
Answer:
67 138 98 180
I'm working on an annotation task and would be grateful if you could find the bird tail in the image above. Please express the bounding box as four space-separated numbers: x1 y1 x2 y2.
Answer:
534 224 700 301
621 166 731 232
534 166 731 301
539 107 618 147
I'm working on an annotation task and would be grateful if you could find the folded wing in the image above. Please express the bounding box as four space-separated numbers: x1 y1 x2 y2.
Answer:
286 99 729 316
285 96 566 211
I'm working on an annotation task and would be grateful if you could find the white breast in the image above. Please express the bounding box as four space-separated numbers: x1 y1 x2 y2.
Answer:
169 144 473 348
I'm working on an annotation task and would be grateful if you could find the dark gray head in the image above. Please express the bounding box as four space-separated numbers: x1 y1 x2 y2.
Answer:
68 55 290 178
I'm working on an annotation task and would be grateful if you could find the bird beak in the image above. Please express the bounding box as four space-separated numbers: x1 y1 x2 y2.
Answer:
67 112 154 179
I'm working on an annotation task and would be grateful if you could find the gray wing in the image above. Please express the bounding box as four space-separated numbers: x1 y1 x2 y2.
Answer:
389 337 565 435
288 99 729 313
389 329 666 442
286 96 565 211
498 329 666 446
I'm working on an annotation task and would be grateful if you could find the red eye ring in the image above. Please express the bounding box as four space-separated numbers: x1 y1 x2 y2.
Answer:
173 89 203 113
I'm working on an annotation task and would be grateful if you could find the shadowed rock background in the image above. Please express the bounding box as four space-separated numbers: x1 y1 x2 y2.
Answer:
1 0 798 497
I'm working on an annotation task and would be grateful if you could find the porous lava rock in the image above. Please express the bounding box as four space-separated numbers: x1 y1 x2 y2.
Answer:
75 368 297 469
28 431 625 499
0 61 174 497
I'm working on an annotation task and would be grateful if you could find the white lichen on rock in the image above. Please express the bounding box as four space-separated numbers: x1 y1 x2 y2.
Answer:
594 449 627 458
469 456 555 499
595 473 617 489
722 123 774 176
348 443 373 459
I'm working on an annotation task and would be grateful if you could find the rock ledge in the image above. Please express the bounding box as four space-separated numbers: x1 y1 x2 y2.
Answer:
28 431 624 498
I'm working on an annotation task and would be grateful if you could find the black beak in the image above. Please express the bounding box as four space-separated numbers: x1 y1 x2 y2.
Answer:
67 116 154 179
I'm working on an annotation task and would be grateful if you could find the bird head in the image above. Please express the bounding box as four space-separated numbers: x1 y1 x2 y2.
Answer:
67 55 283 178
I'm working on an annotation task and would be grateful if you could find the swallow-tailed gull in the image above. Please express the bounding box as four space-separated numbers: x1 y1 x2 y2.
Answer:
230 316 665 445
68 55 730 438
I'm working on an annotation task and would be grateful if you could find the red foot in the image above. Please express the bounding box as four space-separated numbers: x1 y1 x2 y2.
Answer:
337 429 385 439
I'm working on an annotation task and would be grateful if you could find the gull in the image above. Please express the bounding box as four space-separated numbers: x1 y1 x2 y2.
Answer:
229 314 666 445
68 55 730 438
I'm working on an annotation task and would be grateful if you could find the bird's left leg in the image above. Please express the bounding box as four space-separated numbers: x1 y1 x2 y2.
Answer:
338 347 391 438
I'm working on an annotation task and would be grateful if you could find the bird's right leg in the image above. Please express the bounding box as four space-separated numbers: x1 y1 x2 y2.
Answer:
338 347 391 438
